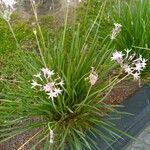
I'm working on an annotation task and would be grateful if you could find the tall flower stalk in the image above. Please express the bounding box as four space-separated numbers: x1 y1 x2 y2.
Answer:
33 29 47 68
0 0 19 46
30 0 46 52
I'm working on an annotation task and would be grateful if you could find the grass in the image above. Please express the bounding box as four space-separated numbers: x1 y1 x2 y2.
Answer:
0 17 29 91
77 0 117 40
0 13 56 92
77 0 150 77
111 0 150 52
111 0 150 75
0 0 116 88
3 0 150 86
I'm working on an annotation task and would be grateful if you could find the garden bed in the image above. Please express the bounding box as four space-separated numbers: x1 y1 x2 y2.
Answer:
0 0 150 149
0 81 145 150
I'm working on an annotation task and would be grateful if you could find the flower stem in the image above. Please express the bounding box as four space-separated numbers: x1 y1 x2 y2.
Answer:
34 31 47 68
7 20 19 48
31 0 46 51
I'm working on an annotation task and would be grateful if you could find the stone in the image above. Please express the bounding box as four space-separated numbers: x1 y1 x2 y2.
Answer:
126 124 150 150
143 134 150 145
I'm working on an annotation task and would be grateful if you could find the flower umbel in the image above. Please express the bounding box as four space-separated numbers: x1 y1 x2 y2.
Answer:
0 0 16 8
0 0 16 21
41 68 54 79
111 23 122 40
87 67 98 86
111 51 124 64
111 49 147 80
31 68 64 101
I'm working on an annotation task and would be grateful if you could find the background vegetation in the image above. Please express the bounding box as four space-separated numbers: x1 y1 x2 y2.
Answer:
77 0 150 77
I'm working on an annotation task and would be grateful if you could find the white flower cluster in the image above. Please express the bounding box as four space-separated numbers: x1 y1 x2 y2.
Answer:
111 49 147 80
111 23 122 40
31 68 64 101
0 0 16 21
86 67 98 86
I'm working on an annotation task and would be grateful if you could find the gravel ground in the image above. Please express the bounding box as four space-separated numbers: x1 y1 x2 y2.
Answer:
106 80 140 104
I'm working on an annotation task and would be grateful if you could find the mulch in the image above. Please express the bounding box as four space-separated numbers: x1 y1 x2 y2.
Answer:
106 80 140 105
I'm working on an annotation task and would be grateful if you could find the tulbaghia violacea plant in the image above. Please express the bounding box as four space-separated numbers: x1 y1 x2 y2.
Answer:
111 49 147 80
111 23 122 40
31 68 64 102
1 1 146 150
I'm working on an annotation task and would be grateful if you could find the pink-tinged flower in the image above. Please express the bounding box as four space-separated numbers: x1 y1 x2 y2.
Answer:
138 55 147 69
141 58 147 69
123 64 132 74
43 82 55 92
132 72 140 80
41 68 54 79
133 55 147 70
49 129 54 144
31 80 42 88
111 23 122 40
88 67 98 86
32 68 64 102
111 51 124 63
47 91 58 101
135 63 143 72
111 49 147 80
54 88 62 96
47 88 62 100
